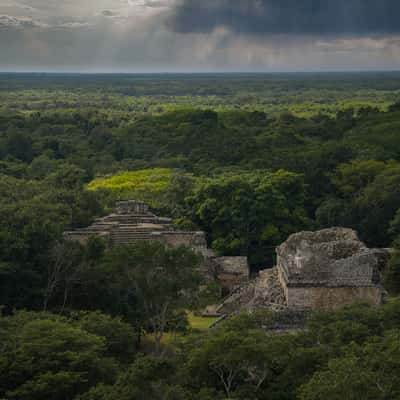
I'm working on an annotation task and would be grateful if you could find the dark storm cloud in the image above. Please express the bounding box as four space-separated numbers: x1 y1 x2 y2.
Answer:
1 0 400 71
168 0 400 36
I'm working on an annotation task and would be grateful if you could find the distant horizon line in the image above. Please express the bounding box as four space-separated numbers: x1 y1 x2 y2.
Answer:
2 70 400 75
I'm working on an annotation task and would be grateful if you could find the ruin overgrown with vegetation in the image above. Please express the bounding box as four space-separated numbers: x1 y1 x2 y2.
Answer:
1 73 400 399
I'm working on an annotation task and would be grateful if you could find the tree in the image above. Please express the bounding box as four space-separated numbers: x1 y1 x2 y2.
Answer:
4 131 34 162
0 312 118 400
298 356 382 400
78 356 189 400
187 169 309 266
317 160 400 247
298 331 400 400
42 240 85 312
98 242 201 353
187 326 296 399
356 163 400 246
0 195 69 310
330 160 389 198
87 168 173 210
0 170 102 311
74 311 137 365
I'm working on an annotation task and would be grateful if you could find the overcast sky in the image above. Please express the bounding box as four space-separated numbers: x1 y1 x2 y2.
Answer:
1 0 400 72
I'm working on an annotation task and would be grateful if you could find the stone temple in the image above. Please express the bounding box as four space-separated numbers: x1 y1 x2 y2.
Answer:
64 200 249 293
215 227 390 316
65 205 390 318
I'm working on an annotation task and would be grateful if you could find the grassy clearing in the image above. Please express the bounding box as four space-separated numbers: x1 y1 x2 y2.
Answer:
187 312 218 330
143 312 218 349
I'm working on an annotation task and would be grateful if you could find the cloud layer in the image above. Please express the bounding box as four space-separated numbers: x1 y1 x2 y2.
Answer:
1 0 400 71
169 0 400 36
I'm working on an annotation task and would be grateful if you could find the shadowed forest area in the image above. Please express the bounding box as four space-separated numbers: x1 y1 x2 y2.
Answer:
1 73 400 399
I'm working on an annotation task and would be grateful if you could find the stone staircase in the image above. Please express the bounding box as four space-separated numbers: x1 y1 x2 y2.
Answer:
102 214 173 226
83 211 174 246
214 267 287 316
81 222 119 232
206 268 291 329
249 268 287 312
215 280 256 315
110 225 157 246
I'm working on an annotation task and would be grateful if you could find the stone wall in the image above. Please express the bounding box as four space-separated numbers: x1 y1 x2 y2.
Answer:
153 231 211 257
285 286 384 311
153 233 250 292
276 228 372 287
213 257 250 290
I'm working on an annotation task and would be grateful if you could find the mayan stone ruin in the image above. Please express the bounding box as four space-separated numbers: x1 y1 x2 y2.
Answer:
65 205 391 318
215 227 390 317
64 200 249 292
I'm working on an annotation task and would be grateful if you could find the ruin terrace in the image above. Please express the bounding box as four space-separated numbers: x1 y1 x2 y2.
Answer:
64 200 249 293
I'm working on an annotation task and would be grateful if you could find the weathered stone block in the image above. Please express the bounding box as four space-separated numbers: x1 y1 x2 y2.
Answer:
276 227 390 310
115 200 150 215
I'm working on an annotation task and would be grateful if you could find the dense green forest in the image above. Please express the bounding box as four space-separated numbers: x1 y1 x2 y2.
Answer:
1 73 400 399
2 72 400 116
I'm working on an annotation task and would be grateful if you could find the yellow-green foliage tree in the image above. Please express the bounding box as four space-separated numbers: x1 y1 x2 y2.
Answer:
87 168 173 209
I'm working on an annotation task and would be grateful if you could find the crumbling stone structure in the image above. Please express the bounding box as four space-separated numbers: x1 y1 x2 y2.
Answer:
64 200 249 292
214 228 390 317
276 227 389 310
